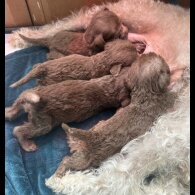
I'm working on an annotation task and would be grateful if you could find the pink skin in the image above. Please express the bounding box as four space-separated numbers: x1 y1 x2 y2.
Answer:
128 33 154 54
127 32 184 89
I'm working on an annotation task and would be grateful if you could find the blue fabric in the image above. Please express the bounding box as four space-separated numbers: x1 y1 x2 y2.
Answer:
5 46 116 195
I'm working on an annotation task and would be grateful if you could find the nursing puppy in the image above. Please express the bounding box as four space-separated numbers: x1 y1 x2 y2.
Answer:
10 39 137 88
5 55 141 152
54 53 176 177
18 8 129 60
84 7 128 52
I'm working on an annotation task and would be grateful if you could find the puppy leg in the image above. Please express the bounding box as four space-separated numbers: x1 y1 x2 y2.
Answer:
55 150 91 177
13 114 52 152
62 123 90 141
13 123 38 152
61 124 88 153
5 103 22 120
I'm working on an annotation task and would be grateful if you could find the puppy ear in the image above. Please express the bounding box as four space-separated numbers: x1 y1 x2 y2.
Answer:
110 64 122 76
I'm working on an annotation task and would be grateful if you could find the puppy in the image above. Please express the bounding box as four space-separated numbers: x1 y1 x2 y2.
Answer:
19 32 91 60
84 8 128 52
54 53 176 177
18 8 129 60
5 56 140 152
10 39 137 88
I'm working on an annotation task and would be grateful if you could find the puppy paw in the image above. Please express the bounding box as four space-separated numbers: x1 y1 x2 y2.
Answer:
5 107 17 120
20 140 38 152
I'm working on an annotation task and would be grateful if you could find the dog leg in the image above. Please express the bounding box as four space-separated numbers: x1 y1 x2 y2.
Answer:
13 113 52 151
13 123 38 152
5 103 22 120
62 123 90 141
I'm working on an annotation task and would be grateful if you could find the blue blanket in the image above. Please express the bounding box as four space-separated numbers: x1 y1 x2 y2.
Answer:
5 46 116 195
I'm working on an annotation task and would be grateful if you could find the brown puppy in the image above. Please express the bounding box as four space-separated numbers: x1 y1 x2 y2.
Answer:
10 40 137 88
18 8 129 60
19 32 91 60
5 59 137 152
84 8 128 52
54 53 176 177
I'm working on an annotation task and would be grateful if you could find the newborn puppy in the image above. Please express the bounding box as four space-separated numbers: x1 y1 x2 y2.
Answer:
84 8 128 52
54 53 176 177
5 60 137 152
18 8 129 60
10 40 137 88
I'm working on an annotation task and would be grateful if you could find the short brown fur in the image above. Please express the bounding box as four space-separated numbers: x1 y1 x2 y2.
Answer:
10 39 137 88
84 8 128 52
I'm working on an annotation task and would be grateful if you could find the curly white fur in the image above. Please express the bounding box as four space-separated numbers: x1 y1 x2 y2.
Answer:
9 0 190 194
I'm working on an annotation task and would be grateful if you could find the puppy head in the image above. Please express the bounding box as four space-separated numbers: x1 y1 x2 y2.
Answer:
84 8 128 52
133 53 170 93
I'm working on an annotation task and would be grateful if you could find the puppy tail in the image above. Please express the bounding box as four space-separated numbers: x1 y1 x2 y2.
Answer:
19 34 49 47
10 65 46 88
61 123 90 141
